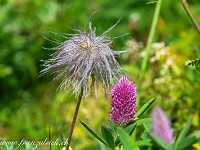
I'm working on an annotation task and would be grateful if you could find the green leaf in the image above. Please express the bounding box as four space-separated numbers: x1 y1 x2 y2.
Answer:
176 130 200 150
142 122 152 140
79 119 109 146
149 133 173 150
143 121 151 132
108 119 116 130
135 140 152 146
114 123 137 147
137 118 151 126
174 117 193 149
117 128 140 150
125 123 137 136
141 130 149 140
101 125 115 148
135 98 156 118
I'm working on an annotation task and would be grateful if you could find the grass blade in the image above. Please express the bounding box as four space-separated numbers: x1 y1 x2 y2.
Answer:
135 98 156 118
79 119 109 146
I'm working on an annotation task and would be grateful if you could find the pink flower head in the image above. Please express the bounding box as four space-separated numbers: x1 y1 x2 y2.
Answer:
109 76 136 125
151 107 173 143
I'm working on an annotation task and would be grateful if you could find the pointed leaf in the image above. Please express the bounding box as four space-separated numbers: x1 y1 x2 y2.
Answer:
135 98 156 118
101 125 115 148
176 130 200 150
149 133 173 150
117 128 140 150
174 117 193 149
79 119 109 146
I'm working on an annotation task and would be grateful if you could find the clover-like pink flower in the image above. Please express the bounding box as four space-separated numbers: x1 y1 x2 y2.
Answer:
151 107 173 143
109 76 136 125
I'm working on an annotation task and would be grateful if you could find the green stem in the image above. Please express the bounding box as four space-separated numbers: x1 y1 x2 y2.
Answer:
137 0 162 107
134 0 162 140
66 88 83 150
181 0 200 34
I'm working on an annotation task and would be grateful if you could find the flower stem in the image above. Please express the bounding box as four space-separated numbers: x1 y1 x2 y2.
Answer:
134 0 162 140
137 0 162 107
181 0 200 34
66 88 83 150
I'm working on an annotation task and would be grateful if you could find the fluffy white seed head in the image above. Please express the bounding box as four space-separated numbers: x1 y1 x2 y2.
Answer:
41 21 124 97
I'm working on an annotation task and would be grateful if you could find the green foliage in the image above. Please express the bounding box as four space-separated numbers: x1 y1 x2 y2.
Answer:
174 117 193 149
148 117 200 150
135 98 156 118
149 133 173 150
101 125 115 149
0 0 200 149
117 128 140 150
79 119 108 147
80 97 156 149
177 130 200 149
186 59 200 72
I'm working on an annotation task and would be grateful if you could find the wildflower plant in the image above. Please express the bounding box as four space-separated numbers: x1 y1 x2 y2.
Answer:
41 0 200 149
80 82 200 150
42 18 125 150
151 106 173 143
80 76 157 150
149 107 200 150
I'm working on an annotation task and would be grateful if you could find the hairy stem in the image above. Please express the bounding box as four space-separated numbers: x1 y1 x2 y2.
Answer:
66 88 83 150
181 0 200 34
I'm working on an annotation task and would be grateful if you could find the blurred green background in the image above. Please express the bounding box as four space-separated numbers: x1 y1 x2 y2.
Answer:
0 0 200 149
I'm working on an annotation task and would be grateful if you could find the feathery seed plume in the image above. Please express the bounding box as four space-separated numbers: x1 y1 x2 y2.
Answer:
41 21 124 97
